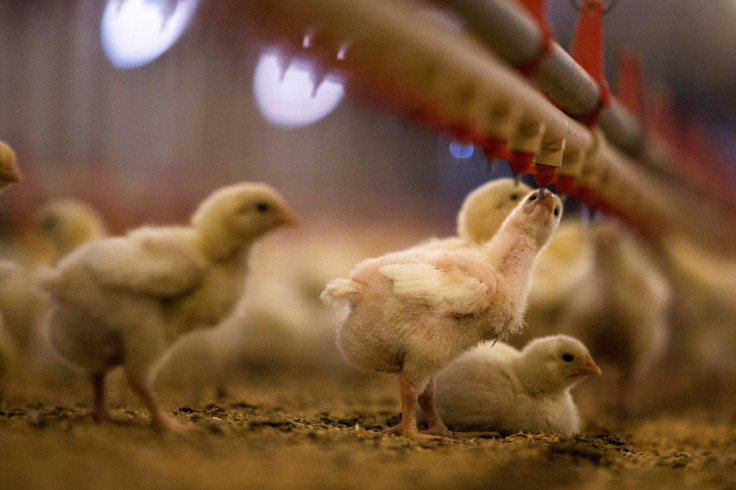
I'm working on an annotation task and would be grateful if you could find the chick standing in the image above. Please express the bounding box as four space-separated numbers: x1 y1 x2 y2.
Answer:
432 335 600 435
42 183 297 430
322 190 563 438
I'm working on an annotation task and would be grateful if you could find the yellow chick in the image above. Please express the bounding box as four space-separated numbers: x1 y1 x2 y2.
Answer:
38 199 108 262
0 140 22 192
42 183 297 430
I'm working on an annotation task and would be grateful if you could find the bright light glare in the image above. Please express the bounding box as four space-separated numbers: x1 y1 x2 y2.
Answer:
253 52 344 128
101 0 200 69
449 139 475 159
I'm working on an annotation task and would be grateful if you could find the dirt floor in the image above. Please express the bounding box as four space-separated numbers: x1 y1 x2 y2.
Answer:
1 367 735 490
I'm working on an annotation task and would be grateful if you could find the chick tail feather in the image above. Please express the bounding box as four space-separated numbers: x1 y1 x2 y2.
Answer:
321 278 364 307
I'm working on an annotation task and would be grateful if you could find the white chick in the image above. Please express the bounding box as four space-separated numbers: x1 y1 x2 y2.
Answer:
38 199 108 262
414 178 532 250
555 221 670 413
322 190 563 438
432 335 600 435
0 140 22 192
42 183 297 430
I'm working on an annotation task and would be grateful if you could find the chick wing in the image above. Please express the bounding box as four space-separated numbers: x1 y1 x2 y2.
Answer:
81 227 207 298
378 260 495 316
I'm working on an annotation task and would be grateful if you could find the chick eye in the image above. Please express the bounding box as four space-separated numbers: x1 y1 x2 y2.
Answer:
562 353 574 362
510 193 518 201
528 194 537 202
553 208 560 217
255 202 269 213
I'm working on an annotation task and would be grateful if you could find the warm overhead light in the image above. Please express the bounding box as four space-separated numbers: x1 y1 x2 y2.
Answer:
101 0 200 69
253 51 345 128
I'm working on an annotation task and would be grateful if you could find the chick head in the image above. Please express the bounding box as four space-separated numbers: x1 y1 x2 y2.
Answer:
457 178 532 244
506 189 563 248
38 199 108 258
0 140 22 191
522 335 601 393
192 182 298 258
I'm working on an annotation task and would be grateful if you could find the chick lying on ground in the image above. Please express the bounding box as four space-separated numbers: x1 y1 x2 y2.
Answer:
431 335 600 435
322 189 562 438
42 183 297 430
554 221 670 413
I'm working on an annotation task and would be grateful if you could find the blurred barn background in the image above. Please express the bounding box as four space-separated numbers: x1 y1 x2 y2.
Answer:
1 0 736 413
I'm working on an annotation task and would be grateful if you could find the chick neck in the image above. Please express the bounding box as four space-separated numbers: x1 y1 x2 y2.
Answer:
194 221 253 262
512 356 568 396
483 220 539 288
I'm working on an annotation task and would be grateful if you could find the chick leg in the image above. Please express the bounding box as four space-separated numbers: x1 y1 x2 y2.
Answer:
384 374 445 439
417 378 452 437
125 371 190 432
90 372 113 424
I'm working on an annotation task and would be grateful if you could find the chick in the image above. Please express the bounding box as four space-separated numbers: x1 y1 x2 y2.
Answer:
431 335 600 435
414 178 532 250
42 183 297 430
555 221 670 413
0 140 22 191
0 200 109 392
38 199 108 262
322 190 563 438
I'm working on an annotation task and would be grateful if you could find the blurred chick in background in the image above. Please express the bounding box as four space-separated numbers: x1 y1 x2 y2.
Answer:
550 221 671 414
0 198 108 394
38 199 108 262
42 183 297 430
431 335 600 435
414 178 532 250
322 190 563 438
655 234 736 409
518 220 593 346
0 140 22 192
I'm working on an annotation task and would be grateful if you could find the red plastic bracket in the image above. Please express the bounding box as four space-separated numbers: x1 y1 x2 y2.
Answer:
554 175 577 195
515 0 554 78
482 136 513 161
533 163 557 187
569 0 611 127
615 48 644 119
509 151 537 175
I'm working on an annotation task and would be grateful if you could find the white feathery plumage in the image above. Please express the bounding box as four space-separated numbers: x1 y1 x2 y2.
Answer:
322 189 563 438
42 182 297 430
431 335 600 435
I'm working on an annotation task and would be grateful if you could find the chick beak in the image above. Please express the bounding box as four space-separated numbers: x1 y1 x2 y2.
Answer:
574 353 602 377
277 208 299 227
540 192 555 213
